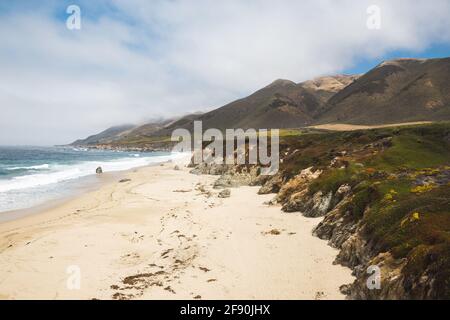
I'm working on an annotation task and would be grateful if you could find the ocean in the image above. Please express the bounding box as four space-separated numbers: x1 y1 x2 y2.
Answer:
0 146 176 213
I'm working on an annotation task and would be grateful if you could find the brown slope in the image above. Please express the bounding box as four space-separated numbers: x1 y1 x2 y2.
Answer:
316 57 450 125
156 75 357 135
110 114 204 144
71 124 136 145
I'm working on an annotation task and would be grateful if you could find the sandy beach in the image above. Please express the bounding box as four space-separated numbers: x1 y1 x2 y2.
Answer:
0 163 354 300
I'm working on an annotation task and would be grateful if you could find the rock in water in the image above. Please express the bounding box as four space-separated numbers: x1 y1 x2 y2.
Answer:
96 167 103 174
218 189 231 198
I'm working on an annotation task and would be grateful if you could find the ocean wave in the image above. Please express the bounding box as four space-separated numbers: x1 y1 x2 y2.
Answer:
0 153 184 193
6 164 50 171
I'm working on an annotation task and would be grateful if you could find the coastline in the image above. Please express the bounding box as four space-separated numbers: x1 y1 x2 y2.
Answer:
0 162 354 300
0 170 124 223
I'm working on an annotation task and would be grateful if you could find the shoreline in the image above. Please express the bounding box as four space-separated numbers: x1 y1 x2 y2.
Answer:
0 170 124 224
0 162 354 300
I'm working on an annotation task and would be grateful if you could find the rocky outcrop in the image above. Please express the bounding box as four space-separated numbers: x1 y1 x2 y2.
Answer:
213 167 260 189
268 169 439 299
189 163 231 175
190 157 447 299
257 173 283 194
312 191 446 299
313 194 359 249
347 252 408 300
271 167 352 218
345 246 449 300
189 162 269 189
273 167 322 201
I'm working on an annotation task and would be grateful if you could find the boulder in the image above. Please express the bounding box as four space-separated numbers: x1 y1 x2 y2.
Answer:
258 173 283 194
218 189 231 198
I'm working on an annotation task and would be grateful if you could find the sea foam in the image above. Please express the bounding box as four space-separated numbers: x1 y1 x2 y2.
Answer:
0 153 182 193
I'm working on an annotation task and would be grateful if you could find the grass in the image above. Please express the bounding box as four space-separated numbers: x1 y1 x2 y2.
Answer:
111 135 172 147
363 185 450 298
308 165 362 195
367 134 450 171
341 184 380 220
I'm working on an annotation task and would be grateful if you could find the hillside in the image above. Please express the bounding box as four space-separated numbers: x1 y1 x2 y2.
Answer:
71 115 200 147
70 57 450 149
153 75 357 135
71 124 135 146
316 58 450 125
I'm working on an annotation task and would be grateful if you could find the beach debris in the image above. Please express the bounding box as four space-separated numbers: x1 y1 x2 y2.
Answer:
174 165 180 170
161 248 173 258
198 266 210 272
339 284 352 295
164 285 176 294
314 291 325 300
112 292 134 300
119 178 131 183
218 188 231 198
173 189 192 193
96 166 103 174
195 184 213 197
262 229 281 236
194 295 202 299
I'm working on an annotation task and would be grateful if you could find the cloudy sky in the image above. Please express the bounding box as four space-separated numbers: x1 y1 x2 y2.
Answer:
0 0 449 145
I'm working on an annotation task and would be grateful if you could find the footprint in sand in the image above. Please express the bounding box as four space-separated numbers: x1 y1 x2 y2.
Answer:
120 232 145 243
119 252 142 265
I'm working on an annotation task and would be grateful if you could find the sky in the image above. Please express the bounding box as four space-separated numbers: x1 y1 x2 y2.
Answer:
0 0 449 145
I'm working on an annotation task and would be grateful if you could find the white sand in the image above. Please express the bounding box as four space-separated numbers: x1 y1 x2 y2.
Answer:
0 163 354 300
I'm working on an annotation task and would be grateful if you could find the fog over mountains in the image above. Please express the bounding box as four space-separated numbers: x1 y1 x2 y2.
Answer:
73 57 450 146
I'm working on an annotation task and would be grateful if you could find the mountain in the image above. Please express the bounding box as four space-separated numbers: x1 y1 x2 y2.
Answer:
71 57 450 148
71 114 204 147
71 124 135 145
315 57 450 124
152 112 204 136
116 118 176 141
154 75 357 134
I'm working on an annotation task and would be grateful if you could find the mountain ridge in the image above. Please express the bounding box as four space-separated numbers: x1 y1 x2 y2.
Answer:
71 56 450 147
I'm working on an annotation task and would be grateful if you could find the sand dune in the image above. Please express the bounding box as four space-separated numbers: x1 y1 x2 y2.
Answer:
0 163 354 300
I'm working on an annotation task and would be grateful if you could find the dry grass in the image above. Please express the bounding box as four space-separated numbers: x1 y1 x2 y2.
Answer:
308 121 433 132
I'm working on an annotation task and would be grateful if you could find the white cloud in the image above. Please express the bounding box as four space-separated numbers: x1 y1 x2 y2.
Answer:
0 0 449 144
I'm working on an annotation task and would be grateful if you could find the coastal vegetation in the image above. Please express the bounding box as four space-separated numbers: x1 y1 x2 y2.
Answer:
188 121 450 299
270 122 450 299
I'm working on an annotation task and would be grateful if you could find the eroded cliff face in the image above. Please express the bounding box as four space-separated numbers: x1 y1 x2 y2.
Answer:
259 173 444 299
188 124 450 299
194 163 447 299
